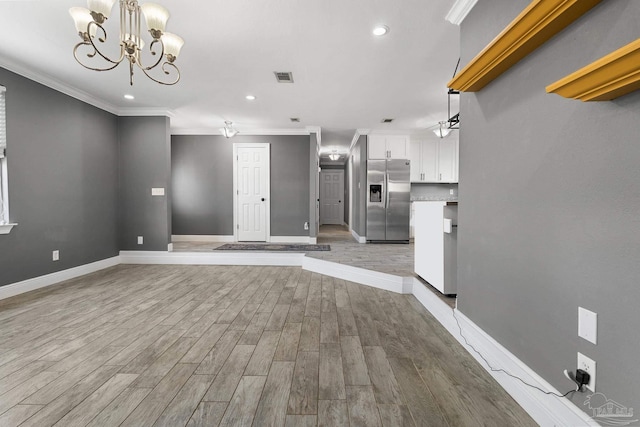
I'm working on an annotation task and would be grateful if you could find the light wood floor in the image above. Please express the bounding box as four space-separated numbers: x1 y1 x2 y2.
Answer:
173 225 415 277
0 265 535 426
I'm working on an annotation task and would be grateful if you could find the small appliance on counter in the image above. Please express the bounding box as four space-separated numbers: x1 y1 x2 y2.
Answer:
366 159 411 242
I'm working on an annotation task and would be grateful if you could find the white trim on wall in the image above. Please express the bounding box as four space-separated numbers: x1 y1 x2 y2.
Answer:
351 229 366 244
172 128 312 136
0 256 121 301
270 236 313 244
445 0 479 25
171 235 235 243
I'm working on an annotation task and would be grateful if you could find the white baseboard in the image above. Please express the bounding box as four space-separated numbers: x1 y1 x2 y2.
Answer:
302 257 407 294
120 251 305 266
171 235 235 242
309 237 317 244
350 229 366 243
0 256 121 301
410 278 598 427
269 236 312 244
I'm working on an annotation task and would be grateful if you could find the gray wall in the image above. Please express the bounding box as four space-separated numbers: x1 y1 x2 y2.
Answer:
0 68 119 287
171 134 311 237
118 116 171 251
171 135 233 235
349 135 367 237
457 0 640 415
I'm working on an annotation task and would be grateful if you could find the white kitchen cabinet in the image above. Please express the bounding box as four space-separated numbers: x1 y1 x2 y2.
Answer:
437 138 458 182
368 135 409 160
410 139 438 182
409 136 458 183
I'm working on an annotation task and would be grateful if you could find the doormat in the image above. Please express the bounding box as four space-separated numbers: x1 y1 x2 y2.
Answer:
215 243 330 252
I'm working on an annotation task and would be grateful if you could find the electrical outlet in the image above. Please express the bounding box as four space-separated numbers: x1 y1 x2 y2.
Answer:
52 250 59 261
450 189 455 195
304 222 309 230
137 236 143 245
577 352 596 392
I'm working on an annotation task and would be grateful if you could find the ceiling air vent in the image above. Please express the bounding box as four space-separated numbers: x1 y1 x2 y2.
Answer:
274 72 294 83
290 118 300 123
381 118 394 123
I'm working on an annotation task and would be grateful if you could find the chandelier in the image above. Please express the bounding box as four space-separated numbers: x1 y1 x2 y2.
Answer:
328 150 341 161
433 121 452 138
220 121 239 138
69 0 184 86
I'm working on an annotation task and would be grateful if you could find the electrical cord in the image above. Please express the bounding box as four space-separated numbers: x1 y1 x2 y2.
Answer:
451 310 578 398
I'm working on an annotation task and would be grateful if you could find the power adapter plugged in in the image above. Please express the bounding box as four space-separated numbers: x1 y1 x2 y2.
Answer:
576 369 590 389
564 368 591 392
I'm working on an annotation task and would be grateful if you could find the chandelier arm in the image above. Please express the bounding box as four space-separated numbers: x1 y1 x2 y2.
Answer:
85 21 126 65
136 39 166 71
73 42 122 72
139 61 181 85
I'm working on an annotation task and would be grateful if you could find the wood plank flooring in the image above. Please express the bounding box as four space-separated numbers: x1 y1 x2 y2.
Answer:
0 265 536 426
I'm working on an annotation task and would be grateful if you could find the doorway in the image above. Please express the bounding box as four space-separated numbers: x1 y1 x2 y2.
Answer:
233 143 270 242
319 170 344 225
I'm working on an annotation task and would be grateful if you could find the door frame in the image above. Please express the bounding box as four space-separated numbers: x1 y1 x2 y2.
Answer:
233 143 271 242
319 169 345 225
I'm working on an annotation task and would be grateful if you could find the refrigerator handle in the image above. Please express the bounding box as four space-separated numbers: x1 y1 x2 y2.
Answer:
384 172 389 210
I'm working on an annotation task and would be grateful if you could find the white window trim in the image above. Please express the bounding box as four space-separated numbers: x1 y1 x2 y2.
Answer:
0 85 17 234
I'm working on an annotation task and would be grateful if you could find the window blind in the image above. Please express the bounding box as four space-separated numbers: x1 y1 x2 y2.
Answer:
0 86 6 157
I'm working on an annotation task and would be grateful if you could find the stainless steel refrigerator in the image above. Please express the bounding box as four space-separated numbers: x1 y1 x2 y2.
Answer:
366 159 411 242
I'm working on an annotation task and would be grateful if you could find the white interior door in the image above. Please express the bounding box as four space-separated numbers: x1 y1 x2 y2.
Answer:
320 170 344 225
235 144 270 241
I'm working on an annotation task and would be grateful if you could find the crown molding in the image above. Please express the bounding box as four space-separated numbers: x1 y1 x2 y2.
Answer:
445 0 479 25
368 129 411 135
306 126 321 147
117 108 175 117
0 58 119 115
448 0 603 92
546 38 640 101
171 128 312 136
348 128 371 154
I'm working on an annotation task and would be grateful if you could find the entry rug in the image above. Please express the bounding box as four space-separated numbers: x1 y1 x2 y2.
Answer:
215 243 330 252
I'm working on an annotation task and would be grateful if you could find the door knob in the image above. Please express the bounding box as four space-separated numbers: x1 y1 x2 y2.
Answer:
261 198 265 201
339 200 342 203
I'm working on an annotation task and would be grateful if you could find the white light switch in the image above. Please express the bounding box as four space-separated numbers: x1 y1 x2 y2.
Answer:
52 250 59 261
137 236 143 245
151 188 165 196
578 307 597 345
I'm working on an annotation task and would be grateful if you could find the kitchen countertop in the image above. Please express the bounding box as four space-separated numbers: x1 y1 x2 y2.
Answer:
411 197 458 204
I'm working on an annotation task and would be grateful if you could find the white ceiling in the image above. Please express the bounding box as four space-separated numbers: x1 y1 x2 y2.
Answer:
0 0 460 161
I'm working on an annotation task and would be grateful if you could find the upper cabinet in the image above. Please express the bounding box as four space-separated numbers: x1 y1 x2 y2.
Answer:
410 136 458 183
368 135 409 160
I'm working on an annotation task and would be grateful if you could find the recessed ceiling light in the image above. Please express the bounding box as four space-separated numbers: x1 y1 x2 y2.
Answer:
124 94 134 100
373 25 389 36
246 95 256 100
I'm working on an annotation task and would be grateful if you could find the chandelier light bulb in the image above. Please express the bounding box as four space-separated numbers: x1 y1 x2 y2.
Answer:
69 7 97 38
161 33 184 60
87 0 117 20
141 3 170 36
